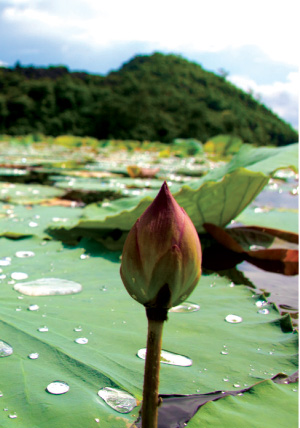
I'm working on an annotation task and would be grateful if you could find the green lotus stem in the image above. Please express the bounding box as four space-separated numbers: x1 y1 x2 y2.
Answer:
141 308 167 428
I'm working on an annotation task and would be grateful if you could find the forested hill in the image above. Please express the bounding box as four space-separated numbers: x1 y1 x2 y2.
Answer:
0 53 297 145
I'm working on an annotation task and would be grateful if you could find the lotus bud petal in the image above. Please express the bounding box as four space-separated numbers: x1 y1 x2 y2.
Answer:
120 181 202 310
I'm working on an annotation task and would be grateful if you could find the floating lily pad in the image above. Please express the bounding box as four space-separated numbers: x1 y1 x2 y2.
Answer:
0 183 65 204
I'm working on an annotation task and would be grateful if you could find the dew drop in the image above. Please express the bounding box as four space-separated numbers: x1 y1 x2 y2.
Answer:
13 278 82 296
0 391 3 397
28 353 39 359
223 378 229 382
100 286 107 292
15 251 35 258
95 418 100 423
0 340 13 357
170 302 200 313
225 314 243 323
0 274 7 280
258 308 269 315
28 304 39 311
46 381 69 395
137 348 192 366
0 257 11 266
97 387 137 414
75 337 88 345
80 254 90 260
8 412 17 419
233 383 241 388
220 351 228 355
11 272 28 280
74 326 82 332
38 326 48 332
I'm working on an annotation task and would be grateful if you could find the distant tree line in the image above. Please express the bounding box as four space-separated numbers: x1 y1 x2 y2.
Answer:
0 53 297 146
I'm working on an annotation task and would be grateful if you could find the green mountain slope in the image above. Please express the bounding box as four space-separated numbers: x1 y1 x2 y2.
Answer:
0 53 297 145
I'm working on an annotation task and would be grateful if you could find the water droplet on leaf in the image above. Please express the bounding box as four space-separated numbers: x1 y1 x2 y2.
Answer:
0 340 13 357
28 304 39 311
170 302 200 313
225 314 243 323
28 221 38 228
97 387 137 413
46 381 69 395
0 257 11 266
14 278 82 296
38 326 48 332
255 300 268 308
11 272 28 280
258 308 269 315
15 251 35 258
28 353 39 359
137 348 192 366
75 338 88 345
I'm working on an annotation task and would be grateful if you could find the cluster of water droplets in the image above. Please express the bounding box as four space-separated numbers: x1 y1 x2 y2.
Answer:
255 299 270 315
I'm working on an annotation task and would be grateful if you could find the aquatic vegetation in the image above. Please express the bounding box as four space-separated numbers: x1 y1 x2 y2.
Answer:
0 139 298 427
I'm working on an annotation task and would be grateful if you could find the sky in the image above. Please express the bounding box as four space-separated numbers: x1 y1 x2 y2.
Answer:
0 0 299 130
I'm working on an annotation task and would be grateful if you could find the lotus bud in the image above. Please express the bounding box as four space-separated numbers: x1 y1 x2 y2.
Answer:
120 181 201 313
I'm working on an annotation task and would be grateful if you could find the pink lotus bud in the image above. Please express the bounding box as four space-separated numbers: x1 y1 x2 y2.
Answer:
120 181 202 310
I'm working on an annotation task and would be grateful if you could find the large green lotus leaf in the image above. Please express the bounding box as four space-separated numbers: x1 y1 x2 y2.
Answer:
186 143 298 189
0 203 83 238
188 380 297 427
0 236 297 427
49 168 268 236
218 142 298 176
0 182 65 204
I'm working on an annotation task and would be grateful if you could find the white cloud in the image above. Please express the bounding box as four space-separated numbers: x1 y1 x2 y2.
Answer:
2 0 299 66
1 0 298 129
228 72 299 129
